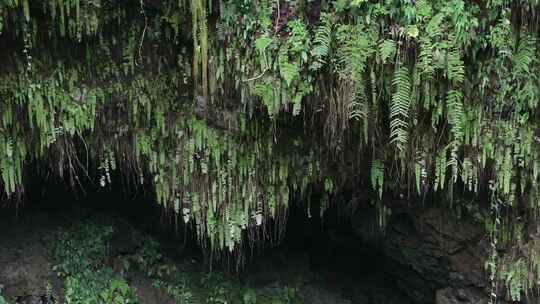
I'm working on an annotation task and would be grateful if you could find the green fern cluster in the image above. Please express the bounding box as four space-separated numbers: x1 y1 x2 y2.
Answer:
390 66 411 152
2 0 540 294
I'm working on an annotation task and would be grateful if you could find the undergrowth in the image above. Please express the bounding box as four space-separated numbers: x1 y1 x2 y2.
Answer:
52 218 303 304
53 221 137 304
0 286 6 304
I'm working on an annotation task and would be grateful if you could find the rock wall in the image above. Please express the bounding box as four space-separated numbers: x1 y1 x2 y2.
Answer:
352 204 490 304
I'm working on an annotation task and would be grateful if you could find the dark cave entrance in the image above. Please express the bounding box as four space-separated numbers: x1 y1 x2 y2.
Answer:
1 170 417 304
268 196 415 304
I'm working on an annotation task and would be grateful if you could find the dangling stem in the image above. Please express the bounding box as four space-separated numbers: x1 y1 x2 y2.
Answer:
191 0 200 85
191 0 209 118
137 0 148 66
200 0 209 118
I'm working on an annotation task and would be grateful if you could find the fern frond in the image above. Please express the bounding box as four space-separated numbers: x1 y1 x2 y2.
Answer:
253 81 276 117
390 66 411 151
278 48 299 87
448 142 460 184
311 13 332 69
336 25 371 81
379 39 396 64
446 89 464 140
513 34 536 75
347 35 371 81
348 93 367 121
254 34 273 70
426 13 444 39
416 0 432 20
414 154 427 195
435 147 448 191
370 159 384 198
446 50 465 85
418 38 435 77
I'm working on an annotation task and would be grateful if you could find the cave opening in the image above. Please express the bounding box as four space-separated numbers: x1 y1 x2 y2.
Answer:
0 166 419 304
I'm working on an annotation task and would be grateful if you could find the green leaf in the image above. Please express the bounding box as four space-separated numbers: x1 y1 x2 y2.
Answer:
379 40 396 64
407 25 419 38
390 66 411 151
22 0 30 22
351 0 368 7
370 160 384 198
279 61 298 87
324 177 333 193
254 34 272 55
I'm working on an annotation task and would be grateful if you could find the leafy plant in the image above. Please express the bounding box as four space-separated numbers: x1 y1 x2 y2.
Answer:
206 286 229 304
3 0 540 299
390 66 411 151
0 285 7 304
242 289 257 304
274 286 297 304
54 221 137 304
100 278 136 304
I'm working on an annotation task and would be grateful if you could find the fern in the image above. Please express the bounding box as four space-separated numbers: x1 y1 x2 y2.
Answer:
254 34 272 71
379 39 396 64
390 66 412 151
346 31 371 81
498 148 514 196
416 0 433 20
0 136 17 195
311 13 332 70
435 147 448 191
23 0 30 22
446 50 465 85
253 81 276 117
512 34 536 76
288 19 310 57
414 154 427 195
448 143 460 184
0 7 3 35
348 98 366 121
445 49 465 184
461 157 478 192
426 13 444 40
336 25 372 81
123 31 136 76
446 89 464 140
418 38 435 78
370 159 384 198
503 259 527 301
278 48 299 87
418 12 444 79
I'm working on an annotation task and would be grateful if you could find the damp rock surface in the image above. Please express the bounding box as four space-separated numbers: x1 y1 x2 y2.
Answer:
377 206 489 304
435 287 488 304
0 214 62 302
0 208 395 304
0 211 179 304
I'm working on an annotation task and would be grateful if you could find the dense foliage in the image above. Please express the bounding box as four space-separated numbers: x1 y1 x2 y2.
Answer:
1 0 540 300
51 217 302 304
54 222 138 304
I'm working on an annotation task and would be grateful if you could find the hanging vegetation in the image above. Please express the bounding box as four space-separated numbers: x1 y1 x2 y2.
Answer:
1 0 540 299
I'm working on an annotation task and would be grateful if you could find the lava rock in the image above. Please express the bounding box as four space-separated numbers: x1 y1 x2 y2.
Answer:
15 295 55 304
360 206 490 304
435 287 487 304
